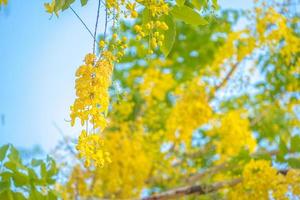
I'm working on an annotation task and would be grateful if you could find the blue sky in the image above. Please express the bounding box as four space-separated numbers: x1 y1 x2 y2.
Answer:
0 0 252 152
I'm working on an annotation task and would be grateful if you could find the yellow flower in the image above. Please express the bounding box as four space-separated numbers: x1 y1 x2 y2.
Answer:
166 78 212 144
99 40 106 49
76 130 111 168
70 52 115 131
209 110 256 162
228 160 291 199
84 53 96 65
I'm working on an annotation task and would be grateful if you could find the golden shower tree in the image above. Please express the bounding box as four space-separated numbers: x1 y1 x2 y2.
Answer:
0 0 299 199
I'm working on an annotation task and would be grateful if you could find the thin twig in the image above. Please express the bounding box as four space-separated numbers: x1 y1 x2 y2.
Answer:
93 0 101 54
104 7 108 40
70 6 95 40
215 62 239 91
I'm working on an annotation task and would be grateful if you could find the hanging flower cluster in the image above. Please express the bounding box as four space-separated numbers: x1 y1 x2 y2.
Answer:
76 130 111 167
166 78 212 144
208 110 257 162
133 0 170 53
70 52 113 130
70 35 127 167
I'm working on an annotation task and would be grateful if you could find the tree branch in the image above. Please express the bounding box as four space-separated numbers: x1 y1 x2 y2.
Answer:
70 6 95 40
142 178 242 200
214 62 239 91
104 7 108 40
186 149 279 184
142 167 289 200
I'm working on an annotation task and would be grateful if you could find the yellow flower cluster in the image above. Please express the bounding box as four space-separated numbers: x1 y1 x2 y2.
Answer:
95 123 153 198
70 52 114 130
228 160 277 199
132 0 169 53
228 160 300 199
211 30 256 75
71 36 127 167
111 93 135 123
256 8 300 60
76 130 111 168
134 20 168 53
256 8 300 92
107 0 168 19
285 169 300 197
67 123 153 199
106 0 138 18
106 0 121 11
126 2 138 18
166 79 212 144
209 110 256 162
139 65 174 103
99 34 128 61
138 0 169 17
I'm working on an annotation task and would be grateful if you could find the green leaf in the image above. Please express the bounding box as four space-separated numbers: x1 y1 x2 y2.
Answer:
31 159 43 167
8 146 20 163
0 189 13 200
0 144 9 162
0 172 13 181
229 149 251 165
255 153 272 160
171 5 208 26
12 172 29 187
48 191 58 200
46 156 57 177
279 138 289 154
0 181 10 193
62 0 75 11
54 0 65 12
212 0 219 9
29 189 45 200
160 15 176 57
176 0 185 6
40 163 48 185
28 168 38 180
191 0 205 10
80 0 88 6
142 8 151 25
291 135 300 152
4 161 17 172
287 158 300 168
277 139 288 162
53 0 75 12
12 192 26 200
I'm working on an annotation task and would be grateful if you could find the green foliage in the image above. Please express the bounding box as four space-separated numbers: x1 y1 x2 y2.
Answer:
176 0 185 6
0 144 9 162
191 0 219 10
171 5 208 26
80 0 88 6
287 158 300 168
291 135 300 153
0 144 59 200
160 15 176 56
44 0 89 15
